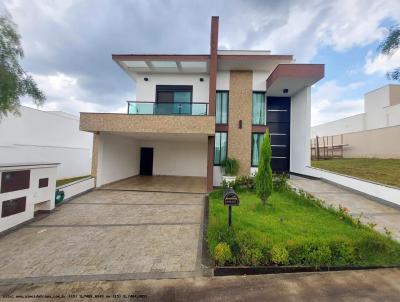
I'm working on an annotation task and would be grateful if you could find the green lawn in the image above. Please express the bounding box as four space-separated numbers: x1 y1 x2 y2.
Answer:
56 175 91 187
312 158 400 188
207 189 400 267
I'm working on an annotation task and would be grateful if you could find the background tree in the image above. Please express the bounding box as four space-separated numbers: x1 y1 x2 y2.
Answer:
379 25 400 81
256 131 273 204
0 12 45 120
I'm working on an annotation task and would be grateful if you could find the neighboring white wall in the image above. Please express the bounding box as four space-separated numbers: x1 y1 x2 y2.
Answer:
0 106 92 179
312 85 400 137
216 71 230 90
252 71 269 91
135 73 209 103
311 114 365 137
139 139 207 177
0 163 57 233
290 87 311 175
364 85 390 130
304 166 400 208
96 133 140 186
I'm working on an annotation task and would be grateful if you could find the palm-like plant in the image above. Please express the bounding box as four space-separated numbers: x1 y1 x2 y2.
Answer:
379 25 400 81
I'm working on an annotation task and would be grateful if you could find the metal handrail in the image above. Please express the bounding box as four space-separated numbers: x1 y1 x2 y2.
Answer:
127 101 209 116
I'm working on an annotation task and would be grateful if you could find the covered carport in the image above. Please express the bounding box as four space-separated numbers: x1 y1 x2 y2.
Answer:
92 131 209 193
80 113 215 193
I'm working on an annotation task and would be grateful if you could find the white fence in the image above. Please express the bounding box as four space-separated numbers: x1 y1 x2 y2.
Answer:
56 177 95 202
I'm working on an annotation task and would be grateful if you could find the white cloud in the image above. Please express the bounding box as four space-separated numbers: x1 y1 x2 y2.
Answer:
364 48 400 75
22 72 128 115
245 0 400 62
311 81 364 126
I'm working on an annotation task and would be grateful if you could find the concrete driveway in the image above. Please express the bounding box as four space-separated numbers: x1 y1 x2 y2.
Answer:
0 190 206 284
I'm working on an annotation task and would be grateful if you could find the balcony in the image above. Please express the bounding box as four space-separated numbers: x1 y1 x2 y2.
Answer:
127 102 208 116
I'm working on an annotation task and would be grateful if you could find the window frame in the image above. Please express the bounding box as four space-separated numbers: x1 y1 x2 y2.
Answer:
215 90 229 125
252 91 267 126
214 132 228 166
155 85 193 103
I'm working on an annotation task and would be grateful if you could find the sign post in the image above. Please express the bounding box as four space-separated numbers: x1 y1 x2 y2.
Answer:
223 188 240 227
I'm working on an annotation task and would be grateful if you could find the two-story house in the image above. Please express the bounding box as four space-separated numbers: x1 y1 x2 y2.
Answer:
80 16 324 193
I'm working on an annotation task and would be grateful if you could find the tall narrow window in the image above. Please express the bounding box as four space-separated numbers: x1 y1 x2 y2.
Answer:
214 132 227 165
251 133 265 166
216 91 228 124
252 92 266 125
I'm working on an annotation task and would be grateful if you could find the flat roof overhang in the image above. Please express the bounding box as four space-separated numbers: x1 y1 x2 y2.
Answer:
79 113 215 136
266 64 325 96
112 54 210 77
217 54 293 71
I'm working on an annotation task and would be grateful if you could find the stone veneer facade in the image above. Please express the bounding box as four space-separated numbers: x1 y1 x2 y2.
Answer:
228 71 253 176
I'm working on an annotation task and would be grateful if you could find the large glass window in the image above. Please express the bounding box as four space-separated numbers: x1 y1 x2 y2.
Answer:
252 92 266 125
251 133 265 166
214 132 227 165
216 91 228 124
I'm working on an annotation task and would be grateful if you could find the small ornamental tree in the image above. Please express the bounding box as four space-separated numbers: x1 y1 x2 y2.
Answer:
256 131 273 204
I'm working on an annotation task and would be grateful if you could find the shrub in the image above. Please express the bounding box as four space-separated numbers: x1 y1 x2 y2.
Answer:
233 175 256 191
270 245 289 265
272 173 288 192
240 247 263 266
221 158 240 176
329 239 356 265
214 242 233 266
304 242 332 267
256 131 273 204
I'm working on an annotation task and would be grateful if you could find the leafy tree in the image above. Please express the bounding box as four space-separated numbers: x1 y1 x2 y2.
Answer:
379 25 400 81
256 131 273 204
0 12 45 120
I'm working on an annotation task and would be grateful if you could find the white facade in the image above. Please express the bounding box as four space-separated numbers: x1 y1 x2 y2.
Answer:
312 84 400 137
0 163 58 233
135 73 209 103
0 106 93 179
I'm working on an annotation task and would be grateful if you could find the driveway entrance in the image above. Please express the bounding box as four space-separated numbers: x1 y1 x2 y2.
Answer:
101 175 207 194
0 189 206 284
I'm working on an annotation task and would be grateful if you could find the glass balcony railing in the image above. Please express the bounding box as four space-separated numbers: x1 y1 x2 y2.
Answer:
127 102 208 116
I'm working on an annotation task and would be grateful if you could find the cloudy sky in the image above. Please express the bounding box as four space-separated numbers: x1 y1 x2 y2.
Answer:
1 0 400 125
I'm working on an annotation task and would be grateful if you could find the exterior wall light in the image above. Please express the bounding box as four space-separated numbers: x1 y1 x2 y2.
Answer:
239 120 243 129
283 88 289 94
200 78 204 82
144 77 149 81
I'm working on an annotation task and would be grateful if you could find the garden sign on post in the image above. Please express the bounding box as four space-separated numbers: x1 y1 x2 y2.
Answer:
223 188 240 226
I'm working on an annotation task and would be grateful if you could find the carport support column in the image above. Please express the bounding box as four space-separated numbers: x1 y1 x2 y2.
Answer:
207 136 215 192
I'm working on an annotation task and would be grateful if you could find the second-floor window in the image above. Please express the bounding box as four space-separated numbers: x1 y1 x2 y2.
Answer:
155 85 192 114
156 85 192 103
216 91 228 124
252 92 266 125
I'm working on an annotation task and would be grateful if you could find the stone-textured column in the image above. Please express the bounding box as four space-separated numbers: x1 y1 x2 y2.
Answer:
228 71 253 176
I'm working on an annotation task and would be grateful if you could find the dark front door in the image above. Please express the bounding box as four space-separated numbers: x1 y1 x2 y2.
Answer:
140 148 153 176
267 97 291 173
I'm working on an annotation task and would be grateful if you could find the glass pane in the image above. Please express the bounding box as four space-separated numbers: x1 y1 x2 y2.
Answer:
192 103 207 115
216 92 228 124
252 93 266 125
220 133 227 163
214 133 221 165
252 133 264 166
128 103 154 114
174 91 191 103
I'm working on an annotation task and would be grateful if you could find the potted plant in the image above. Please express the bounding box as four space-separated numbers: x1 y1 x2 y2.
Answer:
221 157 240 185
